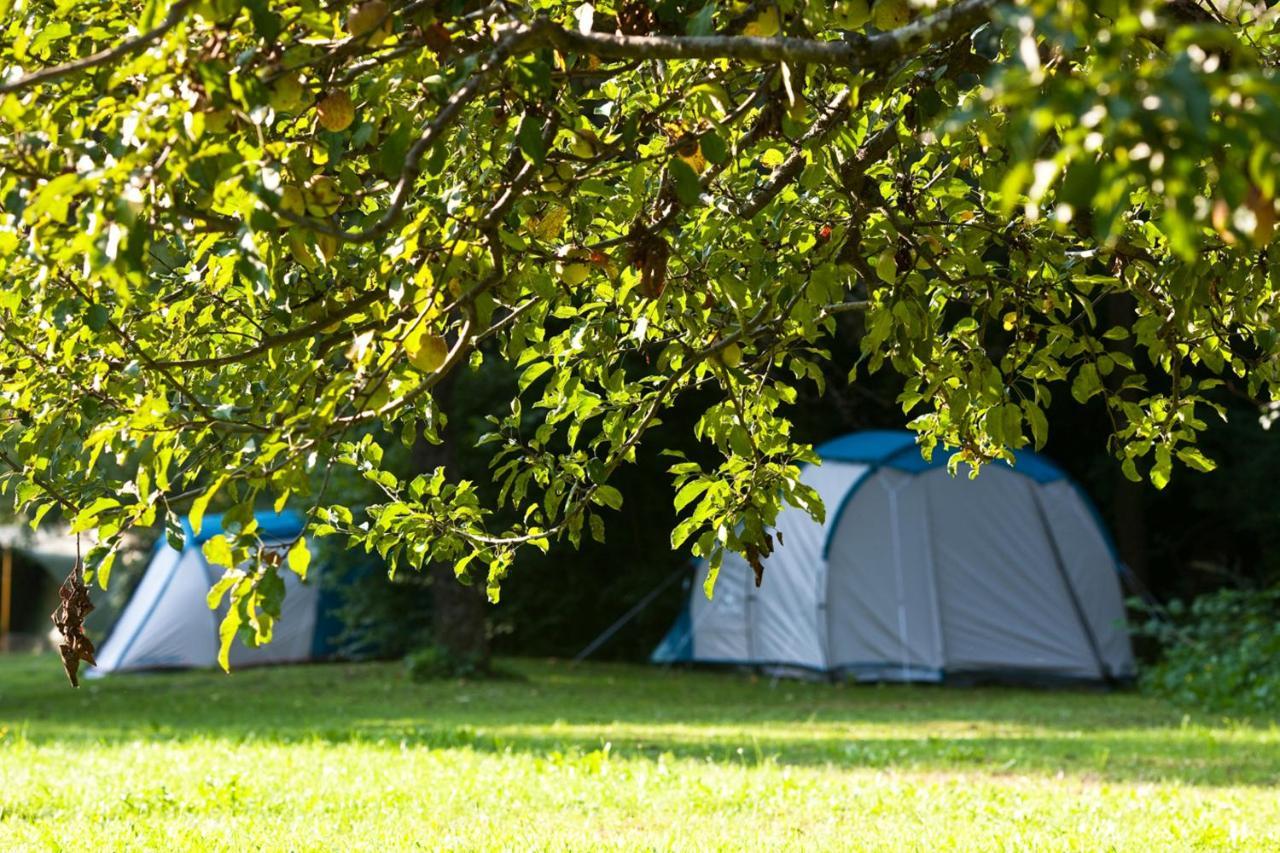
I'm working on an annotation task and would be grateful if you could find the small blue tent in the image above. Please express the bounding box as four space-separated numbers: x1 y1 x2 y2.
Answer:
93 510 342 673
653 430 1135 683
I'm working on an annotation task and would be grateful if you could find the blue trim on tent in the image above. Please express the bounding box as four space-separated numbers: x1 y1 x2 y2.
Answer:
650 600 693 663
818 463 881 561
184 509 305 545
814 430 1067 484
818 430 1087 560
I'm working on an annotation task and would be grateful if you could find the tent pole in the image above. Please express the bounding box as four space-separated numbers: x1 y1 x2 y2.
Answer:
1029 487 1110 682
573 564 690 665
1 546 11 652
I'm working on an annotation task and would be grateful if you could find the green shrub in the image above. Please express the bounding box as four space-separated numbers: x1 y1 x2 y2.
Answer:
404 644 484 682
1133 587 1280 716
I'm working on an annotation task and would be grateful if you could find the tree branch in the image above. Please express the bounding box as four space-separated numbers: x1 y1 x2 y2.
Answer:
0 0 199 96
545 0 996 66
737 88 853 220
152 288 384 369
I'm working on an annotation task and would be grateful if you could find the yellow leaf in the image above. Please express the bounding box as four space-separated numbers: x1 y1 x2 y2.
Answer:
528 204 568 241
678 146 708 175
743 7 780 37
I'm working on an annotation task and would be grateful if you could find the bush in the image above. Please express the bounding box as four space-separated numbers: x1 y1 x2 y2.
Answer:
1133 586 1280 716
404 644 485 682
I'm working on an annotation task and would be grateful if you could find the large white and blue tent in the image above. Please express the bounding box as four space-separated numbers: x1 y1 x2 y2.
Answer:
93 511 341 674
653 431 1135 683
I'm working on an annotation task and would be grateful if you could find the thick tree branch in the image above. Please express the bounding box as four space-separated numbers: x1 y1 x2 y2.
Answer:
545 0 996 66
737 88 853 220
0 0 199 96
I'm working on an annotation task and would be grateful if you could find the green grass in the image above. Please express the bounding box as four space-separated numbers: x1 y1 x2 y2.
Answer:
1 656 1278 851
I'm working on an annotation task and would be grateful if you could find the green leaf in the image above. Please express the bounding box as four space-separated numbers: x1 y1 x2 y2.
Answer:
94 550 116 591
190 476 227 537
1071 363 1101 404
1023 401 1048 449
674 479 711 512
687 2 716 35
217 606 240 673
286 537 311 580
668 158 702 207
699 131 728 165
1177 447 1217 473
1151 445 1172 490
72 496 120 532
202 534 235 568
594 484 624 510
516 115 546 165
86 304 109 332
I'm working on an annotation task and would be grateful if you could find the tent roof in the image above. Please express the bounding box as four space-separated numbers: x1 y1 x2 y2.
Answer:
182 510 305 545
816 430 1066 484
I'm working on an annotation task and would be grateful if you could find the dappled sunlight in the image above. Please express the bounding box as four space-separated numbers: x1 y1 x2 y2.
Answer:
3 656 1279 848
4 656 1278 789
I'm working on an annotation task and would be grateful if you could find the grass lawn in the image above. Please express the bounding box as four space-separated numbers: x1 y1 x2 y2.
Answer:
1 656 1277 851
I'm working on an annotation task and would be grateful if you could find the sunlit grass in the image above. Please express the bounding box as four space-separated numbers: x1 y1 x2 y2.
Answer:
1 655 1277 850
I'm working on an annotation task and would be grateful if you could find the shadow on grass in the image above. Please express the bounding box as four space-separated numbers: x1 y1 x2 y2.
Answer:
2 655 1277 787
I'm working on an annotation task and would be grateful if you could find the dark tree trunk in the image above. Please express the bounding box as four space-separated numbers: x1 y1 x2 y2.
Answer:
1106 294 1149 585
409 374 491 668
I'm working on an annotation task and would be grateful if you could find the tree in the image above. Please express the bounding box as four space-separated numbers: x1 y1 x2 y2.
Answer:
2 0 1278 678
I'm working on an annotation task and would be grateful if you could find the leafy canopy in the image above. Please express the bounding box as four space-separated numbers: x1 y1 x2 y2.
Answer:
2 0 1279 664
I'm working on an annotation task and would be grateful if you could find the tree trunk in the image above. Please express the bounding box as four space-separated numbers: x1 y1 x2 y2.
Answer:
408 374 491 668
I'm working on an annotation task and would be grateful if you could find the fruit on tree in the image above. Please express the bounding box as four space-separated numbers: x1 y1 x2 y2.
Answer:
718 342 743 368
557 261 590 286
832 0 870 29
287 230 320 270
304 175 342 216
279 185 306 216
407 330 449 372
269 73 305 113
347 0 392 46
871 0 910 30
316 91 356 132
317 233 340 261
567 130 598 159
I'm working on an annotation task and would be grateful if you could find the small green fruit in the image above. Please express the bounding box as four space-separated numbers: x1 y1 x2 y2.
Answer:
304 175 342 216
316 91 355 132
871 0 909 30
557 262 590 286
408 332 449 372
280 185 306 216
833 0 870 29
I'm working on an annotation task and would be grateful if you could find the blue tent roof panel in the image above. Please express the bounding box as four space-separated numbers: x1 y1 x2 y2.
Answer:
182 509 306 545
815 430 1065 484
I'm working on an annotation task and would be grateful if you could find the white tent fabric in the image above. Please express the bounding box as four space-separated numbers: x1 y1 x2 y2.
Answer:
91 511 328 674
654 431 1135 683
